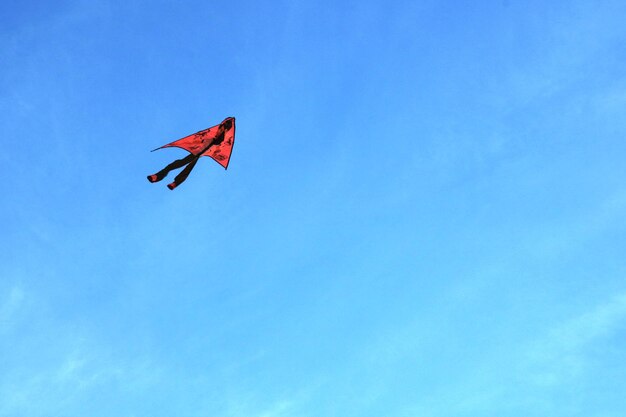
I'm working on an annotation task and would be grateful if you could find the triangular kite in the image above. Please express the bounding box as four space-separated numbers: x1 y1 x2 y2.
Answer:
147 117 235 190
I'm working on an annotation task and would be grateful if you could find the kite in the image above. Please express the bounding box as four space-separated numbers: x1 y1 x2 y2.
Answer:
147 117 235 190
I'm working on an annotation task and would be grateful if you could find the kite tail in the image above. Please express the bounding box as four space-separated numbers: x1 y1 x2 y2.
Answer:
167 157 199 190
147 153 196 183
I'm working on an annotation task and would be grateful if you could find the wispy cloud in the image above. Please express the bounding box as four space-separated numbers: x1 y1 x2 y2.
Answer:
256 400 296 417
220 380 319 417
397 291 626 417
523 189 626 263
0 338 162 417
523 292 626 387
0 286 25 333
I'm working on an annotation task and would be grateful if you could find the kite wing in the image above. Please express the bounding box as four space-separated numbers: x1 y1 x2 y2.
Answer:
152 117 236 169
201 118 235 169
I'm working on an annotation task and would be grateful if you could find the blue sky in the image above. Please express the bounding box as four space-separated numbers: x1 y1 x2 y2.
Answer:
2 0 626 416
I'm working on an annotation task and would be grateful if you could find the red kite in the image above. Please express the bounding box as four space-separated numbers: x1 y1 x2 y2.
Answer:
147 117 235 190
